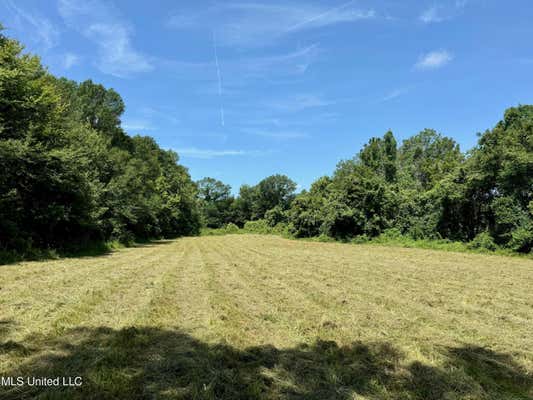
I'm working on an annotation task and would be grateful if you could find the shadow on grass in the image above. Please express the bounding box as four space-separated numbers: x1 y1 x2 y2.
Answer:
1 326 531 399
0 319 16 340
129 239 176 248
0 239 176 266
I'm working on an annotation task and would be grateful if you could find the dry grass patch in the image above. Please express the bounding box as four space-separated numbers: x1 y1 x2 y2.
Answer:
0 235 532 399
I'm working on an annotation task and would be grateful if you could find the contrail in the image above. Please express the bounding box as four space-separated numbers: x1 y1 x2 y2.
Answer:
212 30 225 127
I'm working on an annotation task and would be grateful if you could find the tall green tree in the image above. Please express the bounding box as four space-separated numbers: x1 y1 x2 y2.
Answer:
197 177 234 228
398 129 463 190
253 174 297 218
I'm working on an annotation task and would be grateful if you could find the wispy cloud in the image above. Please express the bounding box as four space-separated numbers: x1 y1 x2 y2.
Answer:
237 44 320 77
3 0 59 49
419 6 444 24
244 128 309 140
175 147 257 159
122 120 156 132
87 24 152 76
58 0 152 77
140 107 181 125
284 1 375 32
285 112 341 125
415 50 453 70
63 52 80 69
159 43 320 88
167 2 375 47
419 1 468 24
381 88 408 102
267 93 333 112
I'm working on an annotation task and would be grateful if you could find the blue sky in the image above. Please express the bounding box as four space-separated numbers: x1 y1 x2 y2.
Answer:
3 0 533 192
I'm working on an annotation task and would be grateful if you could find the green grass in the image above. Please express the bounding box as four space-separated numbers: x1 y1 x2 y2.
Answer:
365 234 510 255
1 235 532 399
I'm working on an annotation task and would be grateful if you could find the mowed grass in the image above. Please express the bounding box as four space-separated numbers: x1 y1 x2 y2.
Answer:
0 235 532 399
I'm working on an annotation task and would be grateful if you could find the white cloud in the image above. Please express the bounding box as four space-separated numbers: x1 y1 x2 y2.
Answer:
288 112 340 125
244 128 309 139
419 1 468 24
3 0 59 49
238 44 320 77
58 0 152 77
167 2 376 47
140 107 181 125
381 88 407 102
267 94 333 112
419 6 444 23
175 148 249 159
63 52 79 69
284 2 375 32
122 120 156 131
86 23 152 76
415 50 453 70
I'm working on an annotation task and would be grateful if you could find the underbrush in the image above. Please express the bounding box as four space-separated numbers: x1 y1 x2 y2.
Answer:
201 219 290 237
201 223 530 257
365 228 530 257
1 240 125 266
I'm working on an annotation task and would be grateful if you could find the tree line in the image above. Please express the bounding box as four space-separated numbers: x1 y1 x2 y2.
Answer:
201 116 532 253
0 27 200 254
1 27 532 255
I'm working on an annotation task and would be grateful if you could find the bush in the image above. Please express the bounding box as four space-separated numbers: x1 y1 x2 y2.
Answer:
265 206 287 227
380 228 403 240
351 234 369 244
200 227 226 236
271 222 290 236
467 231 498 252
287 196 325 238
373 229 412 246
508 226 533 253
491 197 529 245
243 220 271 234
315 234 335 242
224 223 240 234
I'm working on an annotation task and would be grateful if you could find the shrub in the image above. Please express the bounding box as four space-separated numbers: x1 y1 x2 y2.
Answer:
508 226 533 253
380 228 403 240
351 234 369 244
491 197 529 245
224 223 240 234
200 227 226 236
287 195 325 238
467 231 498 252
316 234 335 242
271 222 290 236
243 220 271 234
372 228 412 245
265 206 287 227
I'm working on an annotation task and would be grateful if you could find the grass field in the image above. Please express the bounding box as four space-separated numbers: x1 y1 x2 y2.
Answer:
0 234 532 399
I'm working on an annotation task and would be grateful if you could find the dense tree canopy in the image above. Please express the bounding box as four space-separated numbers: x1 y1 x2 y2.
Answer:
0 28 200 252
284 111 532 252
196 174 296 228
